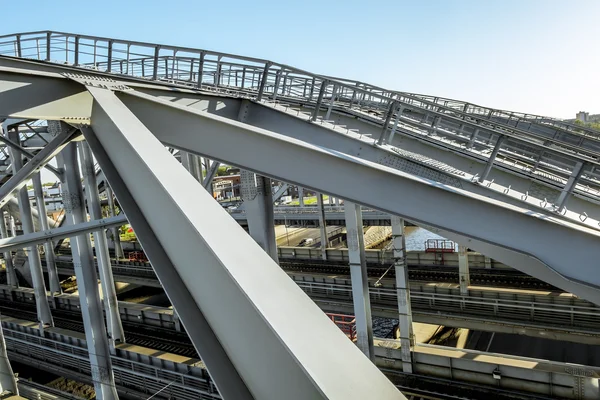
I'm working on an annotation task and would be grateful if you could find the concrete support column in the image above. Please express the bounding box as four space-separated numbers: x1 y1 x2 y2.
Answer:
79 142 125 347
317 193 327 261
458 245 470 296
59 142 119 400
240 170 278 262
345 201 374 360
8 131 53 328
32 172 61 294
105 185 123 259
391 216 414 373
0 210 17 287
0 322 17 395
298 187 304 207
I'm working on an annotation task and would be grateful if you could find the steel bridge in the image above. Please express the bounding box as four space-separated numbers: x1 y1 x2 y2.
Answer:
0 31 597 399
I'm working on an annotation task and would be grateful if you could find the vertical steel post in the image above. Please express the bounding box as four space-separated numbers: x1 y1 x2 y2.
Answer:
311 80 328 122
388 105 404 144
478 135 505 183
458 245 470 296
0 320 17 395
345 201 374 360
32 172 61 294
74 36 80 66
391 215 413 373
556 162 585 212
106 185 123 259
0 210 17 287
240 170 278 262
8 131 53 328
197 52 205 89
59 143 119 400
152 46 160 80
317 193 327 261
272 70 282 101
324 84 338 120
466 128 479 149
298 187 304 207
15 35 21 58
106 40 113 73
257 62 272 101
45 32 51 61
79 142 125 346
378 101 396 145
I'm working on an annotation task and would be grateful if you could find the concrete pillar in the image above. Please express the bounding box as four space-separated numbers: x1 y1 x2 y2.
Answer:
79 142 125 346
345 201 374 360
240 170 278 262
298 187 304 207
8 131 53 328
458 245 470 295
59 143 119 400
0 210 17 287
32 172 61 294
105 185 123 259
317 193 327 261
0 323 17 395
391 216 414 373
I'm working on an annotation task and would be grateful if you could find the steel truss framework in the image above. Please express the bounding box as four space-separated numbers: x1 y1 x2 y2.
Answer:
0 31 597 399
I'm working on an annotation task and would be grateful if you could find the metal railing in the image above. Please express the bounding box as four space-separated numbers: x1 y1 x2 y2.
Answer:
1 31 600 216
293 278 600 333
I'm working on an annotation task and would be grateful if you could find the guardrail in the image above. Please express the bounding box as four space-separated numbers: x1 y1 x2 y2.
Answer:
291 276 600 336
1 30 600 212
2 317 219 400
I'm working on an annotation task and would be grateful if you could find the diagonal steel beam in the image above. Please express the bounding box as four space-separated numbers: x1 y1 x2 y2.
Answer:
83 86 403 400
0 215 126 252
0 127 75 209
0 126 62 178
114 89 600 306
202 160 220 191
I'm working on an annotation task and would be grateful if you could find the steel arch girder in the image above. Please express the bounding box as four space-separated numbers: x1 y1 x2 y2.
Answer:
114 89 600 306
84 86 404 400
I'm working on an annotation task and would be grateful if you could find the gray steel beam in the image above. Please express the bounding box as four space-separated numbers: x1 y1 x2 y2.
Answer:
316 193 327 261
345 201 374 360
32 172 61 294
556 161 585 212
57 142 118 400
79 140 125 346
7 130 53 328
0 215 126 252
116 90 600 306
0 129 61 178
0 210 17 287
84 86 402 400
478 135 505 183
391 215 413 373
272 183 289 203
0 320 16 394
0 127 74 209
240 170 278 262
202 160 220 191
458 245 470 296
105 185 123 259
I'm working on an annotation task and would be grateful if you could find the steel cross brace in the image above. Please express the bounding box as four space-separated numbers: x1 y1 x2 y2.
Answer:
82 85 404 400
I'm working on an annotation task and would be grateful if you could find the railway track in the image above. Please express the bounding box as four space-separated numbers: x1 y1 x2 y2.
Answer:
279 261 556 290
0 302 198 358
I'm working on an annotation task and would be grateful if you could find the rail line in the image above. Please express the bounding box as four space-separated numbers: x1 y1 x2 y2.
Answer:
0 302 198 358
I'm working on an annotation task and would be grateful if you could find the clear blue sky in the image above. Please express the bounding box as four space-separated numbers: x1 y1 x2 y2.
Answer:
1 0 598 119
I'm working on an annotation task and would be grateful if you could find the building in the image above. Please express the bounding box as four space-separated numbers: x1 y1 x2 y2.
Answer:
212 174 241 200
576 111 589 123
